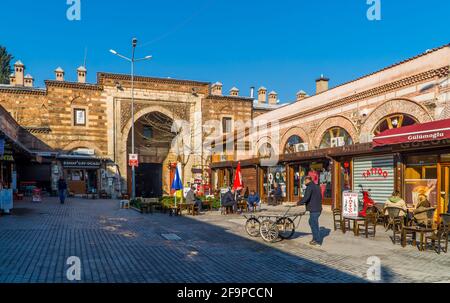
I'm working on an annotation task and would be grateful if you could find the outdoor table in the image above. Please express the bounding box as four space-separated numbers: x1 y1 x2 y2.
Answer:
342 216 366 236
401 226 435 251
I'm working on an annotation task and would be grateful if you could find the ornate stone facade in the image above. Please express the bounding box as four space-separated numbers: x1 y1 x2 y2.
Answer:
250 45 450 155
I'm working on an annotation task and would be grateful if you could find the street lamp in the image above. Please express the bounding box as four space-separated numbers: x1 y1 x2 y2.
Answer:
110 38 152 200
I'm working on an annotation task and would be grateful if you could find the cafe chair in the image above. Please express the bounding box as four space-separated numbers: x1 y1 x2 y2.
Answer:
425 214 450 254
385 207 403 244
373 203 387 227
332 208 343 232
356 211 378 238
413 208 436 228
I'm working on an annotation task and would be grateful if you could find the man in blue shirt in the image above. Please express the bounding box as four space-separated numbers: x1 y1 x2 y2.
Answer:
247 190 260 211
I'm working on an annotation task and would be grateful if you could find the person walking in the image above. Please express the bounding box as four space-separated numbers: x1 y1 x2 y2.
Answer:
297 176 323 246
57 177 67 204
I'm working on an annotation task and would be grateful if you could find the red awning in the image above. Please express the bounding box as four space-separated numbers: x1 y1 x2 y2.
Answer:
373 118 450 147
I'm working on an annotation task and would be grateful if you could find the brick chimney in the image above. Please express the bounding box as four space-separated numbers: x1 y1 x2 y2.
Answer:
55 67 65 81
258 87 267 104
296 90 308 101
268 91 278 105
211 82 223 96
316 74 329 94
24 74 34 87
77 66 87 83
230 87 239 97
9 73 15 85
14 61 25 86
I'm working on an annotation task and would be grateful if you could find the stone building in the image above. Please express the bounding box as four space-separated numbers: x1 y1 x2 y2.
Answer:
0 60 278 198
212 44 450 220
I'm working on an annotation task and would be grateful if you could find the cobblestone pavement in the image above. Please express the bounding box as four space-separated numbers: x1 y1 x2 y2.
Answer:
0 198 448 283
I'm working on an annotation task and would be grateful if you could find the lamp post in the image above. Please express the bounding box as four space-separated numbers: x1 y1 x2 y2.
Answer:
110 38 152 200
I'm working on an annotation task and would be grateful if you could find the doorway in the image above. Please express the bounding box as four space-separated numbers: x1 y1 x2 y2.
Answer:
135 163 163 198
440 165 450 214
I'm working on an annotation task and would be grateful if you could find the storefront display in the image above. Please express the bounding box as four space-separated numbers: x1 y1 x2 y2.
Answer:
264 166 287 198
404 154 438 208
290 161 332 202
60 156 102 195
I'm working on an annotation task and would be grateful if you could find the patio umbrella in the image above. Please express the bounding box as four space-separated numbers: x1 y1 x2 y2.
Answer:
233 162 244 202
171 162 183 207
233 162 243 191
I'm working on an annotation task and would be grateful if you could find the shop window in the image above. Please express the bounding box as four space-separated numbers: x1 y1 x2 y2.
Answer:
284 135 306 154
73 108 86 126
292 161 332 200
319 127 353 149
374 114 417 135
264 166 287 198
405 155 438 208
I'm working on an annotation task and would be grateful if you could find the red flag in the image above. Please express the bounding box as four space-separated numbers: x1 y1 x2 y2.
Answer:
233 162 243 191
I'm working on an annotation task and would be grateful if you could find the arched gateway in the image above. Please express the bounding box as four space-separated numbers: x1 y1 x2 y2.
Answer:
101 73 209 198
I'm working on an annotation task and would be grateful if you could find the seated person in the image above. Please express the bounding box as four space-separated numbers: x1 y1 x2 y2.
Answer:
383 191 407 217
268 184 282 206
412 194 435 226
414 194 431 211
222 188 237 210
185 185 202 212
247 190 260 211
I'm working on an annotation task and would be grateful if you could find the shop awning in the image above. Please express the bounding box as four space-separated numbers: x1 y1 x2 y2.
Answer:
373 118 450 147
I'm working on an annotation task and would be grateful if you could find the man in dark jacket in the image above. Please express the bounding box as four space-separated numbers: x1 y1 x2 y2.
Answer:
222 188 237 210
268 183 283 205
298 176 323 246
57 177 68 204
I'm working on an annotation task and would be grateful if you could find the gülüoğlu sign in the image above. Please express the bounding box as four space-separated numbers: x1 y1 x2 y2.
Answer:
373 119 450 147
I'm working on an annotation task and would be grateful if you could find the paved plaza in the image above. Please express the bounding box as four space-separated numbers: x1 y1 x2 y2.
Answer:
0 198 448 283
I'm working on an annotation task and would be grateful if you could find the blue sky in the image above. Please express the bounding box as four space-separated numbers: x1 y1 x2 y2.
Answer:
1 0 449 102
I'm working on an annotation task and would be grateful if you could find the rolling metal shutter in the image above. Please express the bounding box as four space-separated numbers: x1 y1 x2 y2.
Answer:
353 155 395 204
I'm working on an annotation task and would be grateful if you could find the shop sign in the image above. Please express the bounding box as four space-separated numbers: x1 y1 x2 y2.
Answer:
362 167 389 180
62 159 101 169
342 191 359 217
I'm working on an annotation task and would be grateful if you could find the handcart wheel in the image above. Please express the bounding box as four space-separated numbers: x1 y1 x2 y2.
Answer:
245 218 261 237
260 219 279 243
276 217 295 239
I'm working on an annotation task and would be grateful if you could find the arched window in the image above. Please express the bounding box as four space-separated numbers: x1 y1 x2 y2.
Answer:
284 135 305 154
374 114 417 135
258 143 274 159
320 127 353 149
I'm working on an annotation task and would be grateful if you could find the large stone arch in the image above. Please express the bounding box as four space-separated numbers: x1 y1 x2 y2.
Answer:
360 98 433 138
120 105 182 148
280 126 310 153
312 116 358 149
62 141 104 156
118 105 186 195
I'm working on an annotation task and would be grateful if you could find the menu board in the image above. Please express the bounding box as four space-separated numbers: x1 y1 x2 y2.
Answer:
342 191 359 217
